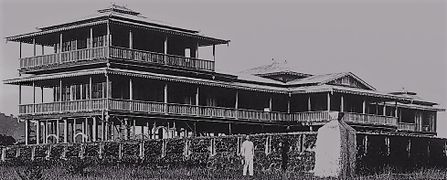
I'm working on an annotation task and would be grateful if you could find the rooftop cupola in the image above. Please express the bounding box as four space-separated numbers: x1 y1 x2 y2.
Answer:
98 4 142 16
241 59 312 83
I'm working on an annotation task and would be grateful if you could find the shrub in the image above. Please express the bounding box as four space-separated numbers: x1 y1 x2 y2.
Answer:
63 157 96 175
0 134 15 145
15 165 44 180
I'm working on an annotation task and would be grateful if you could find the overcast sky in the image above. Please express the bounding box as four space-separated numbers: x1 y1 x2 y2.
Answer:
0 0 446 137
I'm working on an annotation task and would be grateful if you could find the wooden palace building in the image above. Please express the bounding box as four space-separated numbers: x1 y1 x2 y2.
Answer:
3 5 444 145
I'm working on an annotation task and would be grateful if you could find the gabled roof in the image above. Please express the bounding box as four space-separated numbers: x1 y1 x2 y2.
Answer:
286 72 376 91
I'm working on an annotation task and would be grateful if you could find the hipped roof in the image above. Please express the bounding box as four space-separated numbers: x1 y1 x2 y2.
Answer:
5 4 229 46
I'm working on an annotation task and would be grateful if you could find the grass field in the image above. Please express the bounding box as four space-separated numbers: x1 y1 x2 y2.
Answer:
1 165 446 180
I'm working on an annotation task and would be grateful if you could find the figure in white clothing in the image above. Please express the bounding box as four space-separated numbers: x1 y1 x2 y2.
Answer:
241 135 254 176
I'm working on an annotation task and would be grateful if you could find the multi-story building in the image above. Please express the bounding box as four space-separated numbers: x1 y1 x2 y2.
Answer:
3 5 444 145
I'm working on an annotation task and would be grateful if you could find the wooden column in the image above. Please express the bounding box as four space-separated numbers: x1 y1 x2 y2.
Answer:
327 93 331 112
107 20 111 46
146 121 151 139
129 78 133 100
287 94 291 113
212 44 216 61
152 121 157 139
80 84 83 101
394 101 398 118
43 121 47 144
383 102 386 116
59 79 63 112
89 27 93 48
228 123 232 135
25 120 29 145
56 119 60 143
122 119 127 140
195 87 199 106
105 74 110 110
195 86 200 114
41 87 44 103
33 38 36 56
129 30 133 49
59 33 63 62
307 95 311 111
41 45 44 55
36 121 40 145
163 37 168 62
72 119 77 143
93 117 97 142
164 83 168 113
375 102 379 115
104 115 109 141
129 78 133 110
32 81 36 113
340 95 345 112
362 100 366 114
235 91 239 109
195 42 199 58
102 113 106 141
64 119 68 143
89 76 93 108
110 121 114 140
235 91 239 119
83 118 88 142
18 85 22 105
269 96 273 111
19 42 22 59
193 121 197 137
132 119 136 139
32 81 36 103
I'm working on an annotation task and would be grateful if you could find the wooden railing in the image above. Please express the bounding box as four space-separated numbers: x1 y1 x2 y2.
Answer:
19 99 107 114
398 122 416 131
19 46 215 71
18 99 398 127
290 111 331 123
109 99 165 113
343 112 398 126
20 47 108 69
109 46 215 71
60 47 107 63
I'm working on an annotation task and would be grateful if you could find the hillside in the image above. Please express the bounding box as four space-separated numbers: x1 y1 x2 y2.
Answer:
0 113 24 142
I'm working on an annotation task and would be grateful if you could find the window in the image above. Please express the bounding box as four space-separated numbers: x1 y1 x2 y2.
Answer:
92 82 105 99
62 86 71 101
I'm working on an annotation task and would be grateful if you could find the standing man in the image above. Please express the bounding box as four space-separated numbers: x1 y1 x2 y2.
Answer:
241 135 254 177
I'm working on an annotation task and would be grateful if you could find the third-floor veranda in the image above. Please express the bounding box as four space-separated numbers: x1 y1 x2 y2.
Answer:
8 20 229 74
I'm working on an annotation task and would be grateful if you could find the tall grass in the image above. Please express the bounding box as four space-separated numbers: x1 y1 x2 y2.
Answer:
0 165 445 180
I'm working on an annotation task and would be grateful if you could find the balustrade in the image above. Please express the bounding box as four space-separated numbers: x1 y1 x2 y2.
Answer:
109 46 214 71
19 46 214 71
398 122 416 131
18 99 400 128
20 47 107 69
343 112 397 126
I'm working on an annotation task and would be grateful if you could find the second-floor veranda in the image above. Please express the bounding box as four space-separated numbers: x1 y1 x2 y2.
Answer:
9 20 228 73
6 68 424 130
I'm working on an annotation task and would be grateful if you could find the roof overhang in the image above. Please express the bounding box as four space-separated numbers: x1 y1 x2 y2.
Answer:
290 85 411 101
3 68 286 94
5 19 108 44
6 16 230 47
